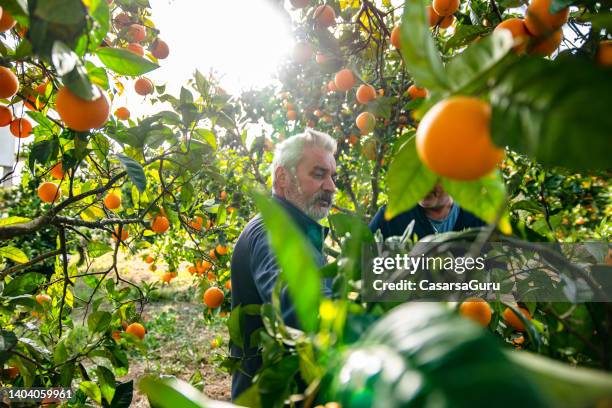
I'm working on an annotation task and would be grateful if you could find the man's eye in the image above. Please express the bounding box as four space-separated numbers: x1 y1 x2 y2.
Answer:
314 172 325 179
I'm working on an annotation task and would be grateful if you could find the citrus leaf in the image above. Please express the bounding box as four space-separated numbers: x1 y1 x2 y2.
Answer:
96 47 159 76
116 154 147 193
139 375 236 408
0 217 31 227
0 246 29 264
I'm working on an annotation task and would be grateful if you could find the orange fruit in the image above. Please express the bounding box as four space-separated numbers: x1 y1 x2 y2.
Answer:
112 330 122 341
494 18 530 53
290 0 309 8
135 77 154 95
407 84 428 99
287 110 297 120
188 265 197 275
348 134 359 146
225 280 231 290
55 86 110 131
529 29 562 56
50 162 64 179
432 0 459 17
114 12 131 29
10 118 32 138
127 24 146 42
0 10 16 32
503 306 532 331
293 42 312 64
125 322 146 340
524 0 569 36
104 192 121 210
161 272 174 283
439 14 455 29
416 96 504 180
36 293 51 305
216 244 229 255
209 248 217 260
314 5 336 28
0 105 12 126
285 102 295 111
356 84 377 104
0 66 19 99
596 40 612 66
145 255 155 264
151 215 169 233
390 26 401 49
334 69 355 91
459 298 492 327
203 287 225 308
356 112 375 134
207 271 216 281
151 39 169 59
115 107 130 120
6 366 20 380
190 216 203 231
112 226 129 242
327 80 338 92
220 191 227 201
126 43 144 56
427 6 453 28
316 52 330 64
37 182 61 203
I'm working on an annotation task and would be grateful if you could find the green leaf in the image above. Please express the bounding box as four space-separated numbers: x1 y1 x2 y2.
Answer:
28 138 59 170
29 0 87 58
0 330 18 365
87 0 110 53
252 193 321 333
139 375 235 408
110 380 133 408
33 0 86 24
227 304 244 349
88 311 112 334
490 57 612 171
116 154 147 192
193 129 217 149
441 171 507 224
399 0 450 91
96 365 116 404
386 136 438 219
443 24 489 52
0 217 31 227
445 30 514 94
80 381 102 405
87 241 113 258
0 246 29 264
96 47 159 76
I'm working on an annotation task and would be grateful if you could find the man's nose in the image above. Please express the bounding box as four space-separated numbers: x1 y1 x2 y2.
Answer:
322 176 336 193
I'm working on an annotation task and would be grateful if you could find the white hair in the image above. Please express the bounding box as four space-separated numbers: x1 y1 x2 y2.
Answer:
271 128 337 193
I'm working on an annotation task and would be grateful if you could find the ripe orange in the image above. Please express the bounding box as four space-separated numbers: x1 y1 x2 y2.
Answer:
203 286 225 308
0 66 19 99
207 271 216 281
112 226 129 242
225 280 231 290
55 86 110 131
494 18 530 53
293 42 312 64
10 118 32 138
37 182 61 203
524 0 569 36
0 10 16 32
188 265 197 275
356 112 375 134
209 248 217 260
356 84 377 104
315 52 330 64
151 215 170 233
407 84 428 99
220 191 227 201
127 24 146 42
503 306 532 331
50 162 64 179
151 39 169 59
287 110 297 120
529 29 562 56
415 96 504 180
36 293 51 305
190 216 203 231
104 192 121 210
348 134 359 146
126 43 144 56
0 105 12 126
125 322 146 340
145 255 155 264
112 330 122 341
327 80 338 92
433 0 459 16
135 77 154 95
114 12 131 29
115 107 130 120
314 5 336 28
161 272 174 283
6 366 20 380
216 244 229 256
596 40 612 66
459 298 492 327
390 26 401 49
427 6 453 28
285 102 295 111
334 69 355 91
290 0 309 8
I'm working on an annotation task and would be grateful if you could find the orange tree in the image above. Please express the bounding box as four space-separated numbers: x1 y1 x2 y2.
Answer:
1 0 611 407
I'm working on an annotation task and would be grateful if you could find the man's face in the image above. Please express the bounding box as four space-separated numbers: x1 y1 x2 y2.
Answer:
419 183 452 209
284 146 337 220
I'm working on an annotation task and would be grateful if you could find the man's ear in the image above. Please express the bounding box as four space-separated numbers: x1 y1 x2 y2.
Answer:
274 166 289 194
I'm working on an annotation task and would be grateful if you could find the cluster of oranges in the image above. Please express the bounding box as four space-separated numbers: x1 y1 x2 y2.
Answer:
0 66 34 138
112 321 146 341
458 298 533 334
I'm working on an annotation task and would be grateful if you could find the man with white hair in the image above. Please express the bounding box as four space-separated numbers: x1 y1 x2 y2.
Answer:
230 128 337 401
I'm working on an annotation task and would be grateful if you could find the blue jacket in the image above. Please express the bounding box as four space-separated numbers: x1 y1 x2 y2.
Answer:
229 195 331 400
369 204 485 240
